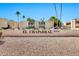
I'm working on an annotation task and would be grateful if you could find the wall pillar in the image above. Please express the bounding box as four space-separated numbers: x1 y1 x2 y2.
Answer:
71 20 75 30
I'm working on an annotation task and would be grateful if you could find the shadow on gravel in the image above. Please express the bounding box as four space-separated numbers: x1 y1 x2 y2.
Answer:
0 41 5 45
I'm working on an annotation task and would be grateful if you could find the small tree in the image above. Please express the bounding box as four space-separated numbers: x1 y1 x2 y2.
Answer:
27 18 35 29
27 18 35 23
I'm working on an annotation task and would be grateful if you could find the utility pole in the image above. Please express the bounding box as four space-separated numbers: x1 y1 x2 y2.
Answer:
60 3 62 28
54 3 58 28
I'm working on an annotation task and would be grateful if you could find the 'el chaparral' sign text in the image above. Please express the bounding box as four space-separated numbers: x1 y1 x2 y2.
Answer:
23 30 53 34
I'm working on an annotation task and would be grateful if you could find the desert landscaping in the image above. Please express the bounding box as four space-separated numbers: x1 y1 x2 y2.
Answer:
0 37 79 56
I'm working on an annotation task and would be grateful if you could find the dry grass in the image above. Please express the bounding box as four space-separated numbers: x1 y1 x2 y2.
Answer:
0 37 79 56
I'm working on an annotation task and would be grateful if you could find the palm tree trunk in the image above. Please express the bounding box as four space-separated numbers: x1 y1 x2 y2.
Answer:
57 20 58 28
53 20 54 29
18 16 19 29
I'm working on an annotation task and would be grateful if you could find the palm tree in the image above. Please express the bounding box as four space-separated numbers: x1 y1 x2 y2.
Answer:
16 11 20 29
22 15 25 19
49 16 57 28
58 20 62 28
49 16 62 28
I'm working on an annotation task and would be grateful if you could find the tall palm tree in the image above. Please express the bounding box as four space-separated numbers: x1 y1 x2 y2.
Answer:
16 11 20 29
22 15 25 19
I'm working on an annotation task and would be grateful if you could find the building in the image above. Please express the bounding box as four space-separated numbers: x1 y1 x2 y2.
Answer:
19 20 35 29
34 21 39 29
19 21 28 29
34 20 54 30
0 18 8 29
64 19 79 30
19 20 54 30
28 21 35 29
0 18 56 30
8 20 18 29
38 20 46 29
45 20 54 29
71 19 79 30
64 22 71 29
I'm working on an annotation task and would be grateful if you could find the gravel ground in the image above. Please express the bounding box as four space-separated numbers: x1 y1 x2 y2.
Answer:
0 37 79 56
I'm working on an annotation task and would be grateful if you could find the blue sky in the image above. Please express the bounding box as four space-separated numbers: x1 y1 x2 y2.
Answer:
0 3 79 22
